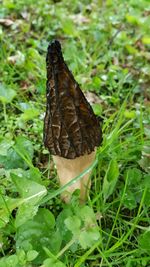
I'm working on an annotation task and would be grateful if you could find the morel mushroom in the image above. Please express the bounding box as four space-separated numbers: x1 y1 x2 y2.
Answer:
44 40 102 202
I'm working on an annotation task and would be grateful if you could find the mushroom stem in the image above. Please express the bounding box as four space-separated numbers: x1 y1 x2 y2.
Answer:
53 150 96 203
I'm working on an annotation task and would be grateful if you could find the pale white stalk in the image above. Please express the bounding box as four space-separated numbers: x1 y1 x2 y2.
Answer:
53 150 96 203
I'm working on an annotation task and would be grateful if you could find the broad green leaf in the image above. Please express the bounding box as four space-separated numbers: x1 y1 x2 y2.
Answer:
35 208 55 230
77 206 100 249
0 148 27 170
65 215 81 235
27 250 39 261
11 167 43 184
0 84 16 103
142 36 150 45
103 159 119 201
56 208 73 243
25 167 43 184
0 195 20 228
20 108 39 121
14 136 34 163
143 174 150 188
127 168 142 185
16 249 26 266
124 110 136 119
122 190 137 210
79 228 100 249
0 255 18 267
11 174 47 227
16 208 61 264
92 77 101 91
92 103 102 116
15 204 39 228
125 14 139 25
0 136 34 170
11 174 46 200
138 231 150 251
125 45 138 55
0 138 14 156
142 175 150 206
43 258 66 267
77 206 96 226
64 206 100 250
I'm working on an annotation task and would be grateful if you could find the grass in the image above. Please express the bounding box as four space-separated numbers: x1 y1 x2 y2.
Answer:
0 0 150 266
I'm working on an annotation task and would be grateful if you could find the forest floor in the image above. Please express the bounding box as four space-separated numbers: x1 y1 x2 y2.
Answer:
0 0 150 266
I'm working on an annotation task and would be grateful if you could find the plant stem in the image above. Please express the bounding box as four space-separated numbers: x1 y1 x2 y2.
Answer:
56 238 75 259
3 102 7 123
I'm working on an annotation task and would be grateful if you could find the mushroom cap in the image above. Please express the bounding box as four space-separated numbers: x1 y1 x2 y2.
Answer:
44 40 102 159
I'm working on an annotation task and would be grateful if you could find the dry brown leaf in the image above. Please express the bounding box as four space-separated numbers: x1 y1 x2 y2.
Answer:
0 18 14 27
70 14 90 25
